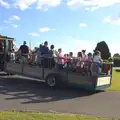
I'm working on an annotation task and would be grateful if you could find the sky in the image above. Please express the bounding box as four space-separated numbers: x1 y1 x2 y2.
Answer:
0 0 120 56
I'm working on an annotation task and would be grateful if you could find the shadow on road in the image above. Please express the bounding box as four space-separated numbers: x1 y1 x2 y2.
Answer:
0 75 98 104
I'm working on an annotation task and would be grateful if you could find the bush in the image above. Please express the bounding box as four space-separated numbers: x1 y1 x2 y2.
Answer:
113 57 120 67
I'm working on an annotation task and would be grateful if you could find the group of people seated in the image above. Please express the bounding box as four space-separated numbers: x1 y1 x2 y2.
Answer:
9 41 111 76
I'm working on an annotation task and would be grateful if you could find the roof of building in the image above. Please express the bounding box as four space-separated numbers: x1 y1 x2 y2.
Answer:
0 34 14 40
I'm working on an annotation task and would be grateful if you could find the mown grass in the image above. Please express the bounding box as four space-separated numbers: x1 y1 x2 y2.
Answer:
0 111 115 120
108 69 120 91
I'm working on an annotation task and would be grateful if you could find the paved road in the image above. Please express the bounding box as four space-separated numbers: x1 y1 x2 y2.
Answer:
0 73 120 118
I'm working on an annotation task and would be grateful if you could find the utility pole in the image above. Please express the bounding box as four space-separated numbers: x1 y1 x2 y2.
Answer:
29 40 31 50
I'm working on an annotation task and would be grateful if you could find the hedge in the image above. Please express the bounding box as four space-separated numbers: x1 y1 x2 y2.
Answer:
113 57 120 67
103 57 120 67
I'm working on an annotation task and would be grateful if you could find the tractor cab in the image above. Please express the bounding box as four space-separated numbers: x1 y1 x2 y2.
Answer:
0 34 14 71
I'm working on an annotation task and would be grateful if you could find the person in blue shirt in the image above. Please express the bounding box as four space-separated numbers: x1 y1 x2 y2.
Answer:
40 41 49 55
40 41 49 68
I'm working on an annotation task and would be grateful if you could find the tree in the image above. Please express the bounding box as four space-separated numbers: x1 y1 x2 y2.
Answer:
94 41 111 59
113 53 120 57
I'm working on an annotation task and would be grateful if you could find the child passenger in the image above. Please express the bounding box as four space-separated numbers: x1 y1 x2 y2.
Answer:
85 53 93 75
9 49 15 62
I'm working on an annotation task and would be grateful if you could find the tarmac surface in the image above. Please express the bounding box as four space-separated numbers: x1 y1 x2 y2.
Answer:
0 72 120 118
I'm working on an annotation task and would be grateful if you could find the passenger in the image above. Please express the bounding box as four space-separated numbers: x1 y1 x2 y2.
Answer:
49 44 56 68
85 53 93 75
87 53 93 67
105 57 113 74
75 52 83 73
36 44 41 66
64 54 67 67
92 51 103 74
67 52 74 70
66 52 73 63
49 45 56 57
76 52 82 67
64 54 67 57
32 50 38 65
36 44 44 66
66 54 69 58
9 49 15 62
40 41 49 55
41 41 49 68
57 48 64 70
18 41 29 64
82 50 88 61
69 52 73 61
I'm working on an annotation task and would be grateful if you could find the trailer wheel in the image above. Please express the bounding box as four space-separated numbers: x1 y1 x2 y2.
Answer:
45 74 57 87
45 74 65 88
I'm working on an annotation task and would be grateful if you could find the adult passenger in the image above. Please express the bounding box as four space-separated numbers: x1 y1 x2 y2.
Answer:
41 41 49 68
91 51 103 74
19 41 29 63
36 44 42 66
40 41 49 55
49 44 56 68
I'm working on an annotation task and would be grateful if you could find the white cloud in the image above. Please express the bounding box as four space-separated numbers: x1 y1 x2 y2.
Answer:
67 0 120 11
13 0 61 11
13 0 36 10
0 0 10 8
3 15 20 29
79 23 87 27
40 27 56 32
4 20 12 24
11 24 19 28
28 32 40 36
9 15 20 20
104 15 120 25
0 26 9 30
85 6 99 12
36 0 61 10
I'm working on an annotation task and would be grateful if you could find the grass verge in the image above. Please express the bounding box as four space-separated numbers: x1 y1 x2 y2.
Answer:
107 69 120 91
0 111 114 120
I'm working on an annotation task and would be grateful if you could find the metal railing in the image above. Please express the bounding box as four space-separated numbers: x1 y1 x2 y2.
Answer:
6 53 113 76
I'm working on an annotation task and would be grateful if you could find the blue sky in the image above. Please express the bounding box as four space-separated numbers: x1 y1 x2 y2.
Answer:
0 0 120 55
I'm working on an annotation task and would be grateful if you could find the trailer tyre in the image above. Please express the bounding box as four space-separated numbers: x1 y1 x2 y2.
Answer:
45 74 62 88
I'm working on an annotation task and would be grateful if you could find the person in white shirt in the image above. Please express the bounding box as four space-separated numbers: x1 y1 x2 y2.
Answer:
9 49 15 62
93 51 103 63
92 51 103 74
82 50 88 61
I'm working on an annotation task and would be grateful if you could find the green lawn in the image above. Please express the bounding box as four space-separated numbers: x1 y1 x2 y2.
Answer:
107 69 120 91
0 111 114 120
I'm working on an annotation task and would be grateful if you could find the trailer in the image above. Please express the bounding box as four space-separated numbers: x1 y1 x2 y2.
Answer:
0 35 113 92
4 54 113 92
